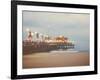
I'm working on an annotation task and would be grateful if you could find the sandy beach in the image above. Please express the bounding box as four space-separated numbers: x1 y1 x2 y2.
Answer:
23 51 89 68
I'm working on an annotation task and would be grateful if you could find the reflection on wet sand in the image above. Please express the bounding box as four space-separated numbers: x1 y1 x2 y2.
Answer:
23 51 89 68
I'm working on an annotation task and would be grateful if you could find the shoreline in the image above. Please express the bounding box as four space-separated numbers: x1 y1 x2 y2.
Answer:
23 51 89 69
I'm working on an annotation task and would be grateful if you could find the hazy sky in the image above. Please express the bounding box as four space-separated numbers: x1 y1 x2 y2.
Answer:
22 11 90 51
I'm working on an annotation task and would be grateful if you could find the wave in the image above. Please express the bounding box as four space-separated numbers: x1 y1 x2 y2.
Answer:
50 49 79 53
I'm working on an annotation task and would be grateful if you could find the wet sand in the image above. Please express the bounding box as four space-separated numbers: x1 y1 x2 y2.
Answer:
23 51 89 68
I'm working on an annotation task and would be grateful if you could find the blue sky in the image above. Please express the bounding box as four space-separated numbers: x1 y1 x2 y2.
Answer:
22 11 90 51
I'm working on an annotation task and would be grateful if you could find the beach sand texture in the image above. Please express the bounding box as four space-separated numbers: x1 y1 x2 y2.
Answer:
23 51 89 68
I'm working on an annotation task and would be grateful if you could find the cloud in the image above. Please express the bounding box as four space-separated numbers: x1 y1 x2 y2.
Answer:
22 11 90 51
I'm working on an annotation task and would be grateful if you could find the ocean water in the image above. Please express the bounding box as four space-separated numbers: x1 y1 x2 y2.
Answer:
49 49 89 54
49 49 78 53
